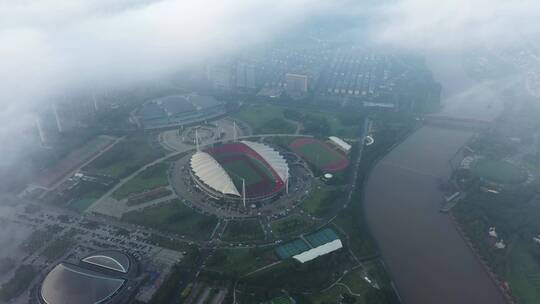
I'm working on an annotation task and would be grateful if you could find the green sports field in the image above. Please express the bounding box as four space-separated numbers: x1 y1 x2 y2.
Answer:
471 158 527 184
296 143 341 166
222 159 264 186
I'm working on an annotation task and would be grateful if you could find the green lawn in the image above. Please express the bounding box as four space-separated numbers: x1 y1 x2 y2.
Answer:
233 103 362 137
121 200 217 241
506 244 540 304
471 158 527 184
222 160 264 185
293 142 343 168
332 210 377 258
233 104 295 134
84 135 165 178
222 219 265 242
270 214 315 239
69 197 99 212
112 162 170 200
301 187 345 217
206 248 275 276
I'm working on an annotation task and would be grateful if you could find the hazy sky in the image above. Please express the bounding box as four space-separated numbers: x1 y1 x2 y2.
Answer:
0 0 539 167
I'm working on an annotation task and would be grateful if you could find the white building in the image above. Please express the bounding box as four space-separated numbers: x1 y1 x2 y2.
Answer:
328 136 352 154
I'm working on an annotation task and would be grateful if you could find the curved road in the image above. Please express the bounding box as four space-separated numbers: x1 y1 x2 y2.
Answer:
363 126 506 304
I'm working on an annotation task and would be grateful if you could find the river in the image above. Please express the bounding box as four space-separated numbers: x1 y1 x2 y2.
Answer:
362 52 508 304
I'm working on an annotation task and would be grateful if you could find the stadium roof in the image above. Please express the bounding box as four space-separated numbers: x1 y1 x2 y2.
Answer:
241 141 289 181
328 136 351 152
293 239 343 263
190 151 241 196
82 251 130 273
41 263 125 304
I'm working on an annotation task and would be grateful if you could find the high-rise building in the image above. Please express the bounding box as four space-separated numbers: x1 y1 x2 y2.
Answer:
236 63 256 89
286 73 308 95
207 63 233 89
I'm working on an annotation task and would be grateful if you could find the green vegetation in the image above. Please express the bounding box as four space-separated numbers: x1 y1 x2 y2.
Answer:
122 200 217 241
270 214 315 239
222 219 265 242
453 184 540 304
233 104 296 134
308 261 398 304
471 158 527 184
148 246 199 304
0 265 37 302
294 142 341 165
84 135 165 178
302 186 345 217
222 159 264 185
206 248 276 277
233 103 363 138
506 244 540 304
112 162 170 199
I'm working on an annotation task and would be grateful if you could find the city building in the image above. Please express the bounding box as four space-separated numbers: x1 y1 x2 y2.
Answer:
328 136 352 154
285 73 308 95
136 94 226 129
236 63 256 89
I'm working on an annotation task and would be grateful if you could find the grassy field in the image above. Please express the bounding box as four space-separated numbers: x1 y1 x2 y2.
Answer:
84 135 165 178
122 200 217 241
222 159 264 185
233 104 296 134
112 162 170 200
301 186 345 217
206 248 276 276
308 261 392 304
471 158 527 184
296 143 341 165
506 244 540 304
270 214 315 239
233 103 363 138
222 219 265 242
69 190 105 212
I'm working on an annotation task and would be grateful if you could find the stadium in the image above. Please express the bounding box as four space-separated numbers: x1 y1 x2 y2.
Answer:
189 141 289 204
136 94 226 129
38 250 138 304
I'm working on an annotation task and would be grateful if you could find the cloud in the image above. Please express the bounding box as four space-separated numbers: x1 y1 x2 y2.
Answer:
371 0 540 52
0 0 344 167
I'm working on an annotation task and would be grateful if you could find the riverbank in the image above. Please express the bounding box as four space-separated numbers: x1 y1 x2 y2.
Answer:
363 125 506 304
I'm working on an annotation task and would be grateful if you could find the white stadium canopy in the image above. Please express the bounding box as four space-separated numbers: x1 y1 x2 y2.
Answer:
190 151 240 196
241 141 289 182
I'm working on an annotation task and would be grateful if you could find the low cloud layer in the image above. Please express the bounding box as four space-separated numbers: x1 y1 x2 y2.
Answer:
0 0 539 169
0 0 342 166
372 0 540 52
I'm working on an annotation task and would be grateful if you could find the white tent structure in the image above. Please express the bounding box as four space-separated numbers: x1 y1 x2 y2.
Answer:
241 141 289 182
190 151 241 196
292 239 343 263
189 141 289 203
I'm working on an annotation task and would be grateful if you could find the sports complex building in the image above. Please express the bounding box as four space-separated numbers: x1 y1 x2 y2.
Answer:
38 250 138 304
189 141 289 204
136 94 225 129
